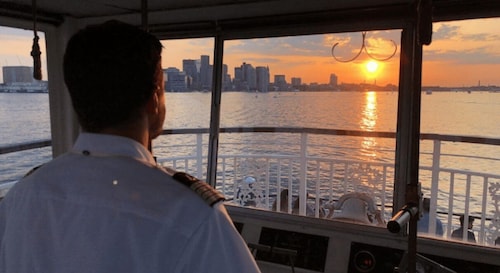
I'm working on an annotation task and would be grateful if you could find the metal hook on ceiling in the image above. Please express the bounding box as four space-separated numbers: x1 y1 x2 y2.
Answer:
331 32 398 63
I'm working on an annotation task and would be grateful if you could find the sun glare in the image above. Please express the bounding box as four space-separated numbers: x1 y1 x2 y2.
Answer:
366 60 379 73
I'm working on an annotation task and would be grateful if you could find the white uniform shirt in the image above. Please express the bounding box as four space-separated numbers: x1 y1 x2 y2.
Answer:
0 133 261 273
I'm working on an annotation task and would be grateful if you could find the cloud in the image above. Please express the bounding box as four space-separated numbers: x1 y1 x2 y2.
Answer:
226 35 328 57
433 23 500 42
236 57 281 65
424 47 500 65
432 24 460 40
425 21 500 65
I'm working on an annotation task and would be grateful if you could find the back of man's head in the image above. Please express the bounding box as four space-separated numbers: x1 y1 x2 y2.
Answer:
459 214 474 226
423 198 430 212
63 20 163 132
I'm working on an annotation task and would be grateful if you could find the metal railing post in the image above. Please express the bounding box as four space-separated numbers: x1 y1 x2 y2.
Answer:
429 139 441 234
196 133 203 178
299 132 308 215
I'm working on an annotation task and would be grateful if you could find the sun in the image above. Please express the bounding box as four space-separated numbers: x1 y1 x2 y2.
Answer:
366 60 379 73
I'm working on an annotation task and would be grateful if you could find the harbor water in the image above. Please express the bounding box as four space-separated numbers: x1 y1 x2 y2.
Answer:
1 90 499 181
1 91 499 234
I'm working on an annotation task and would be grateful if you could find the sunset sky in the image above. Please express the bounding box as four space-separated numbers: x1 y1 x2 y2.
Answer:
1 17 499 87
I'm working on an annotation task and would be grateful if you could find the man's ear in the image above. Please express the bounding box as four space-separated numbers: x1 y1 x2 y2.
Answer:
146 90 159 115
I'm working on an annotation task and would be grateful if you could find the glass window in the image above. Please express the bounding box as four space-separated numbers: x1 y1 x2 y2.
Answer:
419 18 500 245
0 26 50 184
217 30 401 226
154 38 214 178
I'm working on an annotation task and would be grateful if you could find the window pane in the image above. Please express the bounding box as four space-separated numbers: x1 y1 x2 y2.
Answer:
419 18 500 244
154 38 214 178
0 26 50 184
218 31 401 226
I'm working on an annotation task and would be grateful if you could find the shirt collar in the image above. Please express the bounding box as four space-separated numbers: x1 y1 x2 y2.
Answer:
72 133 156 165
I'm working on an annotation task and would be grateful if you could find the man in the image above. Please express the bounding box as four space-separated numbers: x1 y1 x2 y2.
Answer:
451 214 476 243
0 20 261 273
417 198 444 236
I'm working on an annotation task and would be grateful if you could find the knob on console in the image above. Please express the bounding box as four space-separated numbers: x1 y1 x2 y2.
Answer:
353 250 376 272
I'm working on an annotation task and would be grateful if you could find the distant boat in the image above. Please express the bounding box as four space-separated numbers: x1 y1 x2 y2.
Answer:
425 90 432 95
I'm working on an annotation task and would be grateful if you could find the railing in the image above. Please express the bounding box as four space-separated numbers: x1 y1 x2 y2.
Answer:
0 140 51 155
1 127 500 245
156 127 500 246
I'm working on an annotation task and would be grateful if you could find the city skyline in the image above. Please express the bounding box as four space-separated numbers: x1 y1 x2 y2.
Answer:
1 17 499 86
162 56 384 92
160 17 500 87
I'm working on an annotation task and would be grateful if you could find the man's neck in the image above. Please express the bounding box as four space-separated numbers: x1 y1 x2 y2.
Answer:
97 122 150 149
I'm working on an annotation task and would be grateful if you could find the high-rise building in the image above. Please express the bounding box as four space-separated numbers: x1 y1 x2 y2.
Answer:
2 66 33 84
182 59 198 90
291 77 301 87
208 64 213 90
234 67 242 81
242 63 256 91
164 67 187 92
222 64 231 91
233 67 243 91
233 62 256 91
256 66 270 92
200 55 210 90
329 73 338 87
274 74 287 91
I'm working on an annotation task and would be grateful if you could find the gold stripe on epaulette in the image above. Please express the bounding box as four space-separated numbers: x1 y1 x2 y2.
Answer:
189 181 225 206
172 172 225 206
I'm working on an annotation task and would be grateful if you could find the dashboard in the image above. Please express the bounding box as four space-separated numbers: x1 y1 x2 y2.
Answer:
227 204 500 273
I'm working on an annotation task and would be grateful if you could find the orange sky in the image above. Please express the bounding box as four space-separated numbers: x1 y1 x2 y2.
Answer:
161 33 404 86
1 17 499 87
160 18 500 87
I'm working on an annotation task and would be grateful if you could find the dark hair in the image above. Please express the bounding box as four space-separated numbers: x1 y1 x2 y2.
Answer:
459 214 474 225
63 20 163 132
422 197 430 212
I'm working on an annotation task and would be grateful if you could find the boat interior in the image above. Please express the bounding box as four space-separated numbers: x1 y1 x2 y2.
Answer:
1 0 500 272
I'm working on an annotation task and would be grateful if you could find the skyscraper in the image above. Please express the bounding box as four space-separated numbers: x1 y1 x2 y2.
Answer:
291 77 301 87
242 63 256 91
329 73 338 87
222 64 231 91
164 67 187 92
256 66 270 92
200 55 210 90
274 75 287 91
182 59 198 90
233 62 257 91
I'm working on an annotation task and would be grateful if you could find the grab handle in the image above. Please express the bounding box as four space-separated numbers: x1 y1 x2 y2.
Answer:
387 204 418 233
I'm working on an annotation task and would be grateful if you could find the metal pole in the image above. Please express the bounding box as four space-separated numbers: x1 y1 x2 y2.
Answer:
207 33 223 187
392 4 426 271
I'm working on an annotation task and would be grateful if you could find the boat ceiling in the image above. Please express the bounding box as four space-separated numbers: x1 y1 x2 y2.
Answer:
1 0 499 26
1 0 411 21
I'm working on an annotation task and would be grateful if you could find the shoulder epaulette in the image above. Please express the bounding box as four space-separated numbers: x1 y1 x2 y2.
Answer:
172 172 225 206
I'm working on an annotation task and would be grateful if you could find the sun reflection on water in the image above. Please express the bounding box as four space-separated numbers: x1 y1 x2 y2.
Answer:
361 91 378 158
